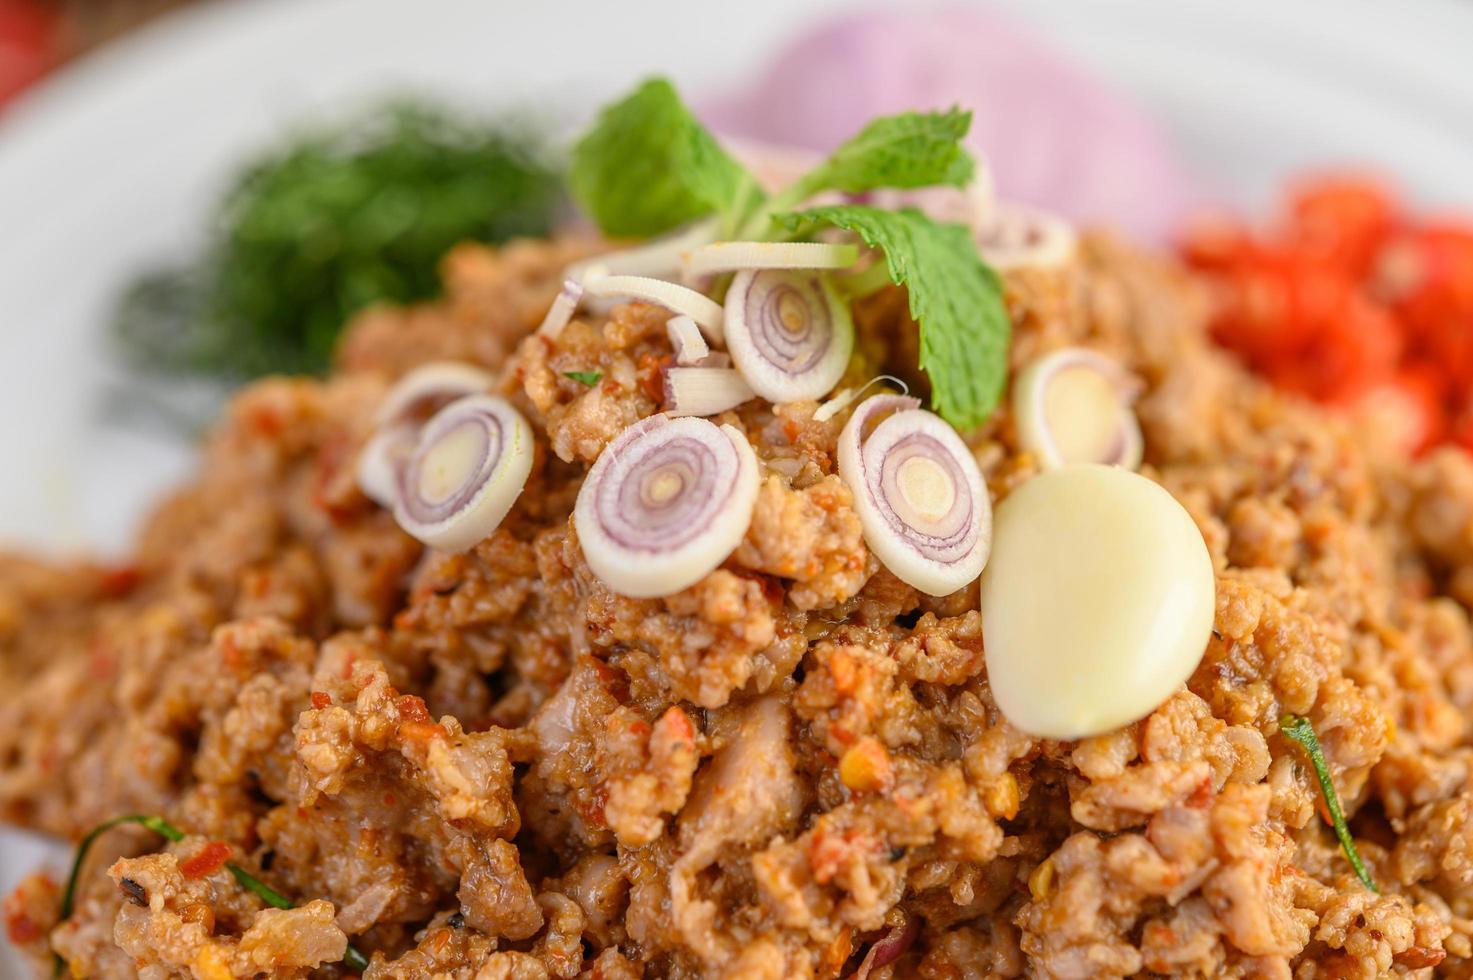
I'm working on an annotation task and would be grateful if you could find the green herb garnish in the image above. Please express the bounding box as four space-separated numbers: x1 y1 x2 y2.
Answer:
56 814 369 975
782 206 1010 430
1280 714 1379 893
748 108 975 234
564 370 603 387
570 78 763 238
571 79 1010 430
115 101 563 380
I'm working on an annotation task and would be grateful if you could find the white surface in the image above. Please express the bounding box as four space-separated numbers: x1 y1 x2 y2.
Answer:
1 0 1471 974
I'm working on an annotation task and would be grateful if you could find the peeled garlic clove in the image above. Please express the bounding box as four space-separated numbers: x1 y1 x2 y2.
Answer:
1013 347 1143 470
980 464 1215 740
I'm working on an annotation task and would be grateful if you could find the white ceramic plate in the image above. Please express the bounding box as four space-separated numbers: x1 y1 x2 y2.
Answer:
2 0 1471 975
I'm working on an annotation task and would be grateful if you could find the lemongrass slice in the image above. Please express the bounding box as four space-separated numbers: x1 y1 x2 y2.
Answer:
1013 348 1143 470
574 415 759 598
582 275 726 345
664 367 756 418
666 315 710 365
682 241 859 278
814 375 910 423
977 202 1077 271
375 362 497 428
393 395 534 552
564 217 720 285
838 395 992 596
725 269 854 403
538 280 584 339
356 424 416 508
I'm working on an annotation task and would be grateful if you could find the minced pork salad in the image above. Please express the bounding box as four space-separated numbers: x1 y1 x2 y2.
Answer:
5 78 1473 978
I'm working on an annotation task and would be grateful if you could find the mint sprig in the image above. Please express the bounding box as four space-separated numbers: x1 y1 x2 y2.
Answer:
783 206 1009 431
571 79 1010 430
570 78 762 237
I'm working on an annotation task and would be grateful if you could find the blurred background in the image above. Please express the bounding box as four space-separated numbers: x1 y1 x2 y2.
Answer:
2 0 1473 559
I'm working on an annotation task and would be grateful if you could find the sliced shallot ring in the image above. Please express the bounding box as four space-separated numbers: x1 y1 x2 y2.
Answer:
582 275 726 345
725 269 854 403
664 366 756 418
666 315 710 365
537 279 584 339
977 202 1077 271
356 424 415 508
1013 347 1143 470
682 241 859 277
393 395 534 553
564 216 720 285
574 415 759 598
838 396 992 596
374 361 496 427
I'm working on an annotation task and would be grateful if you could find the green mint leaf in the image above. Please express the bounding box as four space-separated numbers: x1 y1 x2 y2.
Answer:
571 78 762 237
789 108 975 202
781 205 1008 430
1280 715 1379 893
564 371 603 387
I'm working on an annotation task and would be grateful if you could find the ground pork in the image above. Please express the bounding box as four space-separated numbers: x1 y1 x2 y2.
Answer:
3 231 1473 979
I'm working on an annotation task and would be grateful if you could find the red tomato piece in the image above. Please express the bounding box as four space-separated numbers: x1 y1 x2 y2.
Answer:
1285 174 1397 276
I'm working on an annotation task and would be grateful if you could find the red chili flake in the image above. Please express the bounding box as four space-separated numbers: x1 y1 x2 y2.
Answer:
627 719 652 738
180 841 232 879
637 352 671 404
309 692 331 710
1395 946 1447 969
3 900 40 945
397 695 431 724
339 650 358 680
660 706 695 742
399 720 446 743
1187 776 1214 809
219 635 241 670
89 638 116 680
97 564 141 599
383 791 398 807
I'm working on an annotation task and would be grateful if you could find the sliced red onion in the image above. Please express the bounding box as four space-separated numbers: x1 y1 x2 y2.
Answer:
1012 347 1143 470
666 314 710 365
574 415 759 598
356 424 416 508
582 275 726 345
663 366 756 418
537 279 584 339
374 361 496 428
838 395 992 596
393 395 534 552
682 241 859 278
724 269 854 403
564 216 720 285
977 202 1077 271
848 914 919 980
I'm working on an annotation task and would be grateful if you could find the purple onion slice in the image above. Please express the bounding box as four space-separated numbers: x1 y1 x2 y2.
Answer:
838 395 992 596
977 202 1077 271
373 361 496 428
392 395 534 552
582 275 726 345
1012 347 1143 470
725 269 854 403
356 424 416 508
356 361 497 507
574 414 759 598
